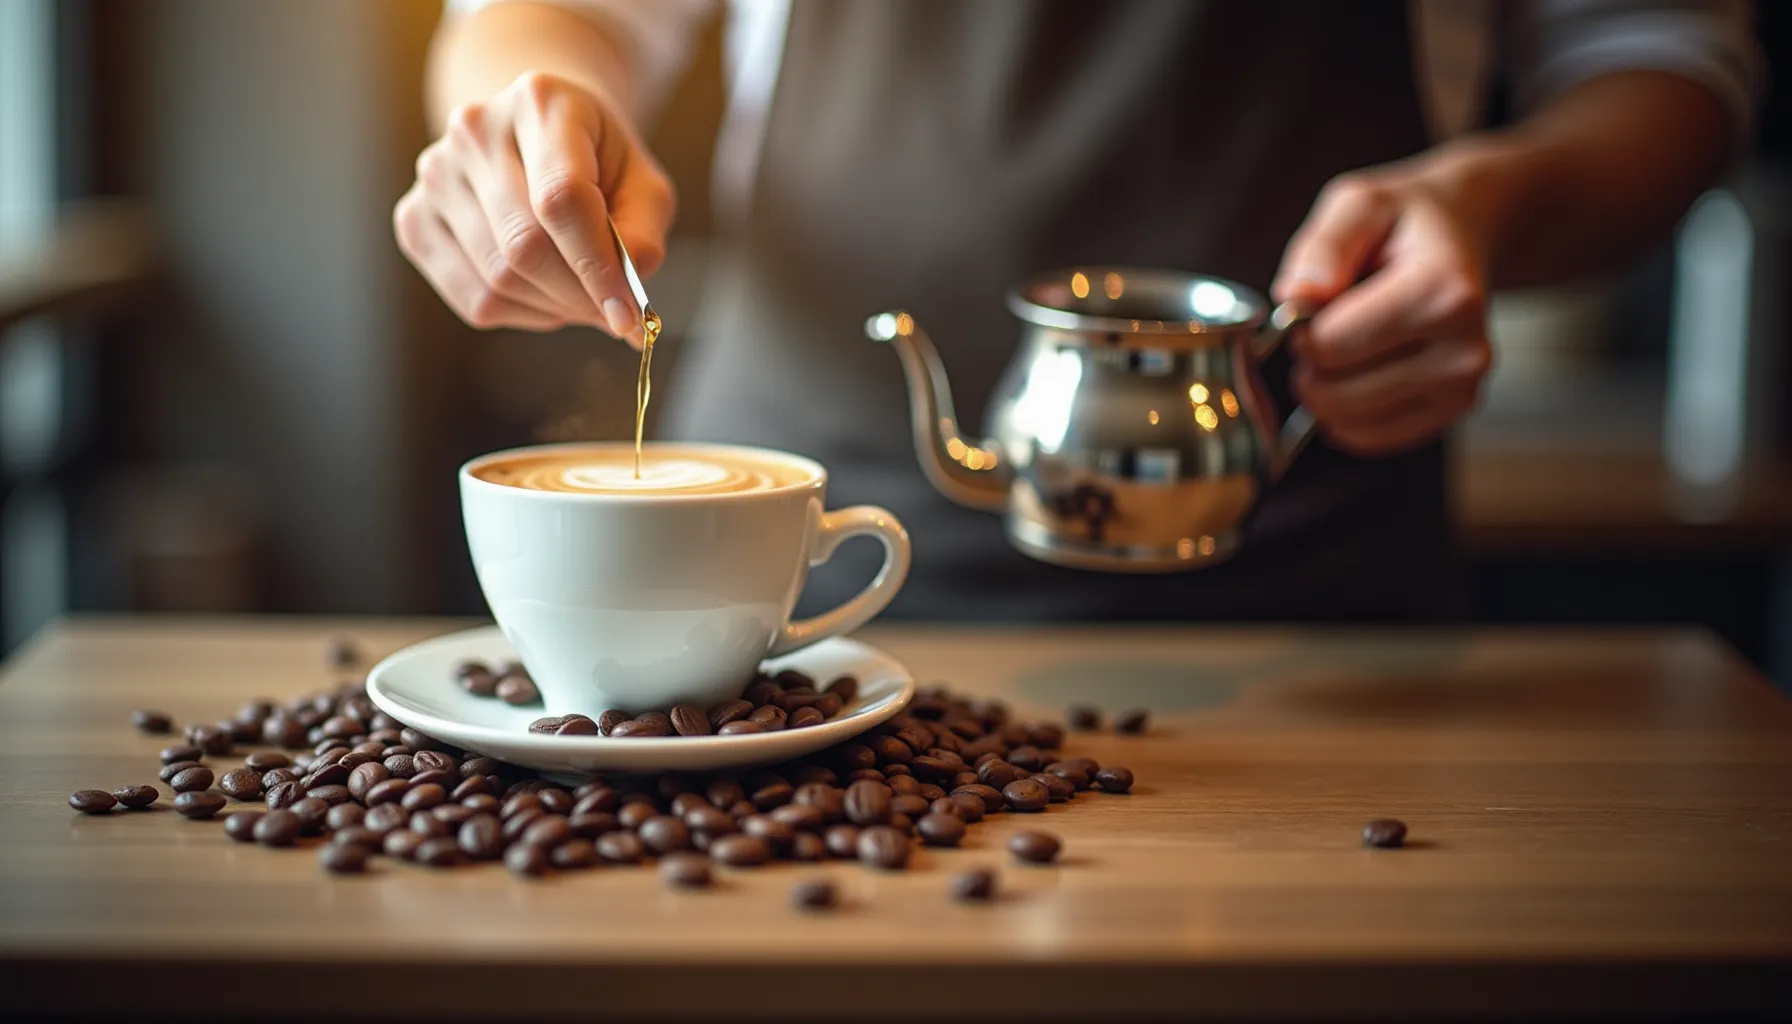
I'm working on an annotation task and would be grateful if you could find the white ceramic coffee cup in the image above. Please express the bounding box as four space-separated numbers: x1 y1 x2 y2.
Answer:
460 442 910 717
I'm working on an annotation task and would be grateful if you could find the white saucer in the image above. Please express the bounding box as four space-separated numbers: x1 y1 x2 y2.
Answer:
365 626 915 775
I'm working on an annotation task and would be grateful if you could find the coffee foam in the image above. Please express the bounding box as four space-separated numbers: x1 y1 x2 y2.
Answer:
474 451 808 496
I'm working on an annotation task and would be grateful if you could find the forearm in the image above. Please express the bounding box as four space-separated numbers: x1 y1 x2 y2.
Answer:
426 1 638 133
1410 71 1735 289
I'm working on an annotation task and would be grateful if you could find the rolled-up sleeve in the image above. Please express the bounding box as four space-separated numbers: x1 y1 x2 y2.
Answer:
1505 0 1765 140
445 0 716 118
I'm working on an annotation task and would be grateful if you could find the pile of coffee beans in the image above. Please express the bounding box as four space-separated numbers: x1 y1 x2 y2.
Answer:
455 660 540 706
529 670 857 739
1066 704 1150 735
74 661 1137 896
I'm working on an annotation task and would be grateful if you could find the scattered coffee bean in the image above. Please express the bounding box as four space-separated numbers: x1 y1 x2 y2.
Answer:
1007 746 1046 772
539 789 574 814
790 832 827 861
495 674 539 706
639 815 693 854
319 843 370 875
547 838 598 870
667 703 710 736
325 635 362 669
1030 772 1074 803
951 783 1005 814
1008 830 1062 864
363 802 406 833
788 707 825 729
242 751 289 772
528 715 568 734
977 759 1029 791
717 720 764 736
416 837 465 868
365 777 409 808
320 804 362 832
888 811 914 834
159 744 203 765
169 766 214 794
888 774 922 797
890 793 930 818
1044 762 1091 791
709 833 772 867
790 878 837 911
824 824 860 858
382 754 416 779
112 785 159 810
660 852 712 888
595 830 645 864
707 699 754 730
68 789 117 814
1093 766 1133 794
610 718 671 738
133 709 174 734
382 829 424 860
751 782 794 811
450 775 494 802
950 866 997 902
224 810 263 842
522 815 574 849
844 780 893 826
945 794 986 822
505 842 549 877
916 811 966 847
264 780 304 811
218 768 263 801
1114 709 1149 735
592 709 628 736
1362 819 1408 849
857 825 910 870
1002 779 1049 812
173 791 226 819
158 760 201 784
826 675 859 703
186 724 233 756
409 811 449 839
289 797 329 833
749 705 787 731
254 809 304 846
400 783 446 812
333 826 382 850
1066 705 1101 731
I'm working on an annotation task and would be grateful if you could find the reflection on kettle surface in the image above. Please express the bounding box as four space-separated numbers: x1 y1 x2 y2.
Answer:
868 268 1319 572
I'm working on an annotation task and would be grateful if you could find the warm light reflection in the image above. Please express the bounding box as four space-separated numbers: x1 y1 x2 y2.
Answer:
1103 272 1124 300
1189 383 1209 404
1147 409 1160 425
1220 388 1239 417
946 437 966 460
1176 538 1194 558
1010 348 1082 453
1195 404 1219 431
894 312 914 337
1070 272 1090 299
1198 535 1216 556
1188 280 1242 320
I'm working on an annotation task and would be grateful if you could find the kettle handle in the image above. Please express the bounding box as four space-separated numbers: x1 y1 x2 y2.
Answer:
1249 300 1321 482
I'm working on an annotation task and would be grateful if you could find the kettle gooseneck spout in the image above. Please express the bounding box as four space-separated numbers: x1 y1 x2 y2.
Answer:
866 311 1010 512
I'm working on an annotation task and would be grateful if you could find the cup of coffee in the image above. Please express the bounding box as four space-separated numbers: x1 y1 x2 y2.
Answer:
461 442 910 716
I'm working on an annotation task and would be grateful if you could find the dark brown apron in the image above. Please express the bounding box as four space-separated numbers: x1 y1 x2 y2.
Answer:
666 0 1459 622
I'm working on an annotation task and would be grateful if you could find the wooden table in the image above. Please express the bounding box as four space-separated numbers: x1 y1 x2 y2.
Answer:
3 619 1790 1019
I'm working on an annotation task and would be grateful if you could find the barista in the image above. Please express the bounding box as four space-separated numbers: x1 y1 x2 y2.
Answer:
397 0 1757 622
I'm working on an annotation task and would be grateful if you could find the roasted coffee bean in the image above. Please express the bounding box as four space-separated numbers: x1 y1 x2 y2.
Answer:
217 768 263 801
408 812 449 839
169 766 215 794
950 866 997 902
263 715 309 749
261 768 300 790
610 718 671 738
108 784 158 810
868 735 912 766
186 724 233 756
1044 762 1091 791
159 744 203 765
174 791 227 819
409 750 453 774
625 710 669 733
1030 773 1074 803
397 727 442 753
856 825 910 870
659 851 712 888
615 801 655 831
335 751 375 771
770 803 825 832
888 812 914 834
1114 709 1150 735
887 775 923 797
503 792 545 818
1363 819 1408 848
596 709 630 735
382 829 424 860
1093 766 1134 794
668 792 707 819
1006 746 1046 772
787 707 825 729
742 815 795 850
495 674 540 706
1002 779 1050 812
569 790 619 818
457 660 497 697
570 811 621 839
319 715 359 740
522 815 573 849
1030 723 1065 750
365 777 410 807
916 811 966 847
825 675 859 704
708 833 772 867
505 842 549 877
432 803 475 827
133 709 174 734
158 760 202 783
460 792 501 814
319 843 370 875
400 783 446 812
254 809 304 846
289 797 329 833
639 815 693 854
843 780 893 826
824 824 860 858
363 802 407 833
951 771 980 790
456 814 504 859
793 783 846 822
596 830 645 864
550 714 599 736
416 837 465 868
331 826 382 851
502 808 544 842
528 715 568 734
325 803 366 831
748 705 787 731
929 797 964 819
410 767 455 789
947 793 987 822
69 789 117 814
265 780 303 810
538 789 574 815
224 810 264 842
684 802 736 833
882 763 912 778
751 782 795 812
908 755 959 782
243 751 290 772
346 762 389 802
665 703 709 737
744 680 782 706
382 754 416 779
456 756 499 780
790 878 837 911
782 832 823 862
326 635 362 668
1066 704 1102 731
717 720 765 736
706 700 754 730
813 692 844 719
1009 830 1062 864
304 763 350 790
448 775 493 803
890 793 930 818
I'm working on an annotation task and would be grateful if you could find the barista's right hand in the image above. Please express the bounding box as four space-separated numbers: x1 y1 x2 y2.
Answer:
393 71 674 345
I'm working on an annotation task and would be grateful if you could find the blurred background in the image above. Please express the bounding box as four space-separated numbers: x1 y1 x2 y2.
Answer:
1 1 1788 682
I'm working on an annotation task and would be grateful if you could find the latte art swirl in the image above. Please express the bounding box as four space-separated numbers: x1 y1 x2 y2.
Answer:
475 451 809 495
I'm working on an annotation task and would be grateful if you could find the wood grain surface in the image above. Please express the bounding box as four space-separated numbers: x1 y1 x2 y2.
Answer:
2 618 1789 1019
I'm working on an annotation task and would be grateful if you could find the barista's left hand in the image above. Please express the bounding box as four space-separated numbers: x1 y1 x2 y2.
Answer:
1271 166 1493 457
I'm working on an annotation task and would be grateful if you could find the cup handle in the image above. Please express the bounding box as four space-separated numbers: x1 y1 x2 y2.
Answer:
769 505 911 657
1249 300 1322 482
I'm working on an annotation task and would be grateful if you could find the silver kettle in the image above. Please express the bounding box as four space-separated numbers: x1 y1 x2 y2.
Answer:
867 268 1317 571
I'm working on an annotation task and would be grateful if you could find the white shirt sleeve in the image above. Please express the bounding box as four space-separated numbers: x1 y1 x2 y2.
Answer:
1503 0 1764 139
443 0 718 120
